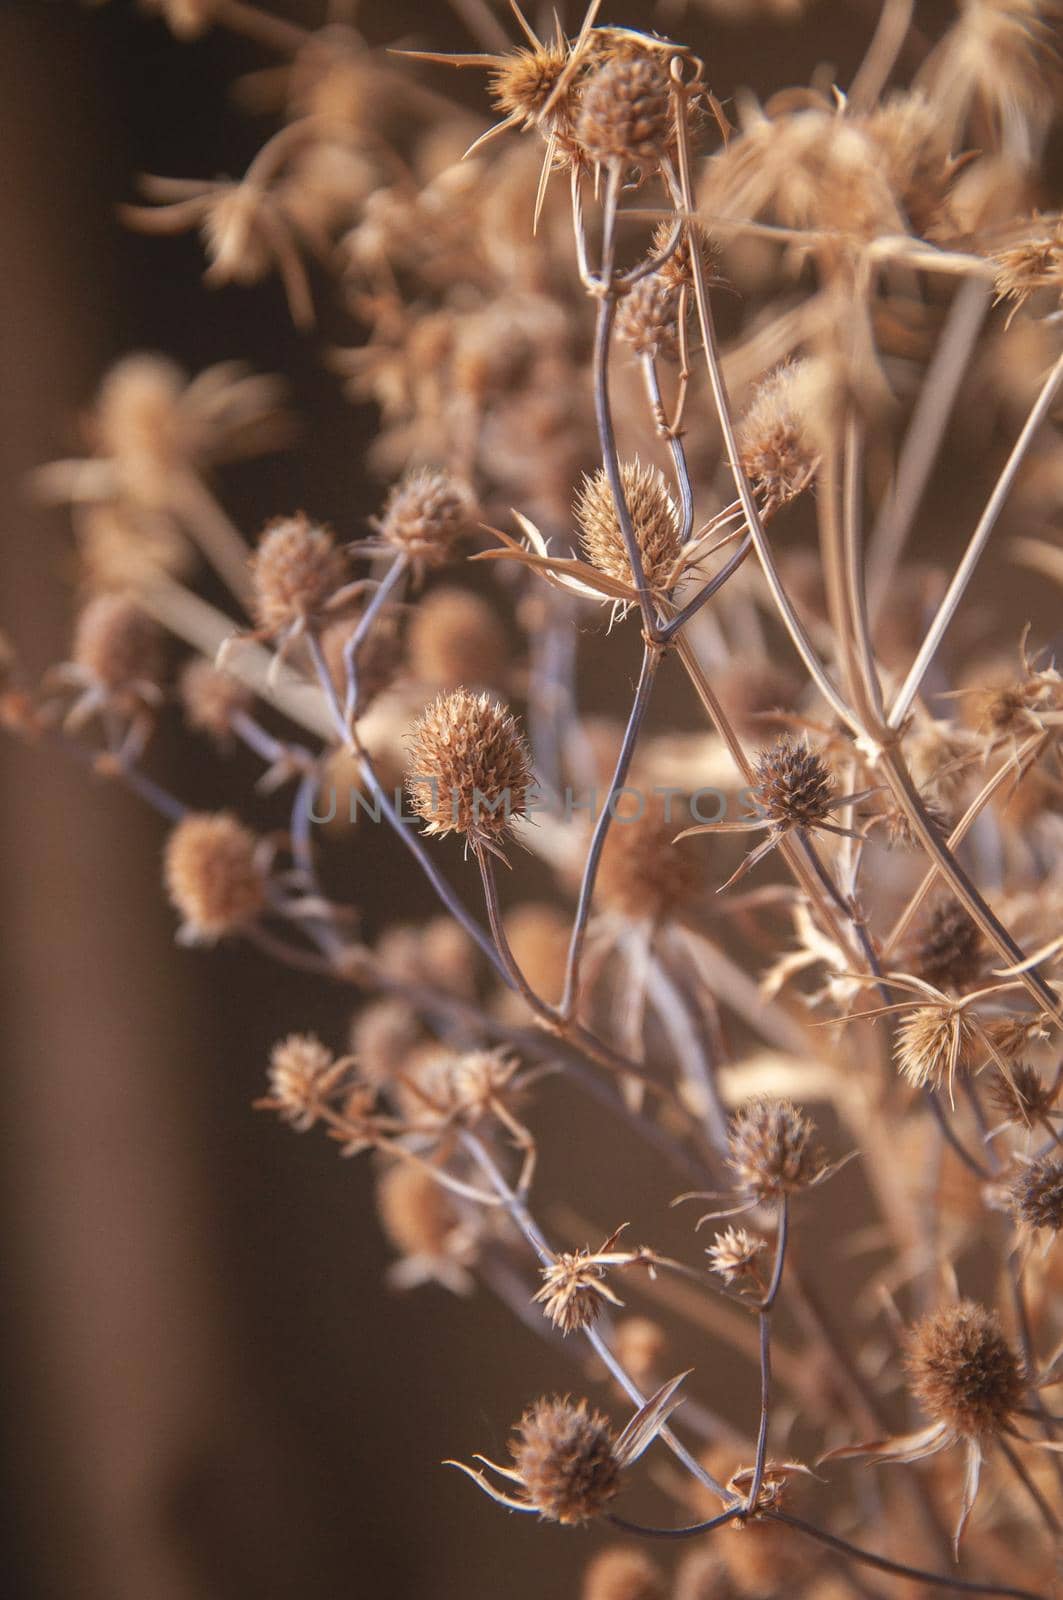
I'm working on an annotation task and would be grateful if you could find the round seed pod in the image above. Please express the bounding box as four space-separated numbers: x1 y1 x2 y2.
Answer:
406 586 508 690
250 513 346 635
511 1396 621 1523
575 54 673 167
378 468 475 570
576 460 681 595
405 689 531 847
905 1301 1023 1438
163 811 266 942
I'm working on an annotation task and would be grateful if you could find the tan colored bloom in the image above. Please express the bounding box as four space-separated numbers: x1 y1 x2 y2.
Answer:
581 1545 665 1600
727 1098 829 1205
706 1226 767 1285
406 586 508 690
737 362 827 511
179 656 252 742
405 689 532 852
576 459 682 597
598 794 703 922
250 514 348 641
375 468 476 573
164 811 266 943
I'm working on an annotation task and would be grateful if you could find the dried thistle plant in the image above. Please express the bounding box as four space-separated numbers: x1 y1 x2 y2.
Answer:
10 1 1063 1595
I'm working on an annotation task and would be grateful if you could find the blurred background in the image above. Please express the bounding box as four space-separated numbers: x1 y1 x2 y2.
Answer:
0 3 1019 1598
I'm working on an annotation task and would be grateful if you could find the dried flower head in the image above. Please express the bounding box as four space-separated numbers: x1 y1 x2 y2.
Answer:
406 586 508 689
581 1545 665 1600
991 226 1063 325
906 1301 1024 1440
727 1098 827 1203
163 811 266 943
489 38 570 132
751 736 836 829
615 273 681 360
68 594 165 722
910 899 985 993
893 1004 977 1096
374 1161 476 1294
503 902 570 1005
987 1059 1058 1127
707 1226 767 1285
574 53 673 168
613 1317 667 1386
508 1397 622 1522
179 656 251 741
405 689 532 851
250 514 347 639
377 468 475 572
1012 1156 1063 1232
348 998 422 1086
597 794 703 922
261 1033 340 1131
738 361 826 510
140 0 219 40
650 218 720 292
533 1227 632 1335
576 460 682 597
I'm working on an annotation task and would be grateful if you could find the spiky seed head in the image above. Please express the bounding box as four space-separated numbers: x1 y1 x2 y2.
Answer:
893 1005 976 1092
348 997 422 1086
910 898 985 993
201 187 274 285
905 1302 1023 1439
534 1251 616 1336
581 1544 666 1600
179 656 251 740
597 795 702 922
1013 1157 1063 1232
489 42 569 128
375 1161 457 1260
511 1397 621 1523
987 1060 1057 1126
574 54 673 166
164 811 266 942
707 1226 767 1284
265 1033 337 1130
737 361 826 509
447 1047 519 1122
576 460 682 596
250 514 346 635
991 230 1063 324
73 594 164 695
751 736 835 830
378 468 475 569
615 273 681 360
421 916 479 998
406 586 508 690
650 219 720 291
727 1098 826 1202
405 689 531 845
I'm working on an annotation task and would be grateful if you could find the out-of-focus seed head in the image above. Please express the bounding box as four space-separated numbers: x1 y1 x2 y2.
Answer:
910 899 986 993
991 229 1063 324
319 607 401 711
510 1396 621 1523
348 997 423 1086
906 1301 1024 1438
581 1544 666 1600
378 468 475 570
727 1097 826 1202
163 811 266 942
707 1226 767 1285
504 902 570 1005
1012 1156 1063 1232
893 1006 976 1092
576 460 682 596
987 1060 1058 1126
615 273 681 360
179 656 252 740
751 735 835 829
141 0 220 40
597 794 702 922
375 1160 457 1260
201 187 275 286
250 514 347 636
264 1033 338 1130
613 1317 667 1386
738 361 826 510
406 586 509 690
405 688 532 847
574 53 673 167
73 594 164 696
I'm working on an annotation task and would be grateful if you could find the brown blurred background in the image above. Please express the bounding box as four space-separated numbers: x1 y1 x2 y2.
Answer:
0 4 981 1599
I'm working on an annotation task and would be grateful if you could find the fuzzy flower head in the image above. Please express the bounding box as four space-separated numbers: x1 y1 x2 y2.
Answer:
261 1033 342 1131
250 513 348 640
405 689 532 855
727 1098 829 1205
576 460 682 598
909 898 985 994
450 1374 688 1523
375 468 476 574
163 811 267 944
57 593 166 736
574 51 674 169
597 794 703 923
532 1225 653 1336
706 1226 767 1286
179 656 252 742
1012 1156 1063 1235
893 1003 978 1098
752 735 836 829
737 361 828 512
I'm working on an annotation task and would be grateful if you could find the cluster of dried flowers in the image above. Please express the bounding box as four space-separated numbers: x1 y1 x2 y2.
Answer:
8 0 1063 1594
